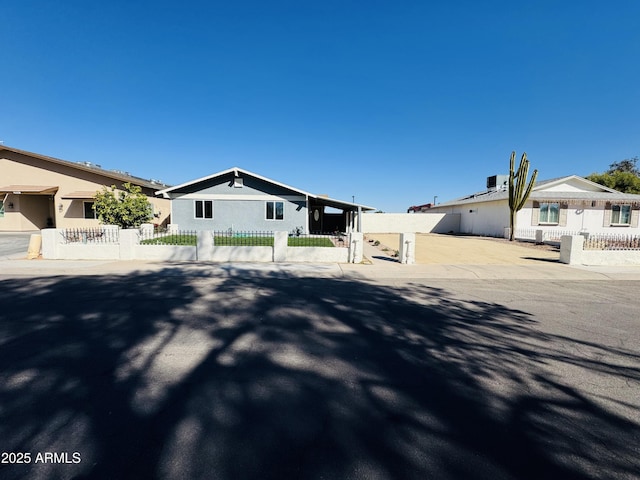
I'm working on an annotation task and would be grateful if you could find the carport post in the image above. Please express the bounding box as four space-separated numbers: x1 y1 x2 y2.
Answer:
357 205 362 232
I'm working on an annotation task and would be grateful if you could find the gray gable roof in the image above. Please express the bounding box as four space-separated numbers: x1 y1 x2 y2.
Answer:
157 167 376 211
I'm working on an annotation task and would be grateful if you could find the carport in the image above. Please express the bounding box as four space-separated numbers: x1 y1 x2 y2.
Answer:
308 195 375 233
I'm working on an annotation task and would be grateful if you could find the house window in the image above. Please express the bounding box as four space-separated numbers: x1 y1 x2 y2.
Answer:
0 200 4 217
195 200 213 219
266 201 284 220
611 205 631 225
83 202 97 219
539 202 560 224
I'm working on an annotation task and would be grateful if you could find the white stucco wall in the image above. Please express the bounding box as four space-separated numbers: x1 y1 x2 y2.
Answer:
519 201 640 235
431 201 509 237
362 213 460 233
560 235 640 265
432 199 640 237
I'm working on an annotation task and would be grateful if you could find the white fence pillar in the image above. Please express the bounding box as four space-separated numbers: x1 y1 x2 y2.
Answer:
559 235 584 265
119 229 138 260
349 232 363 263
197 231 214 260
399 233 415 264
535 229 544 244
140 223 154 236
41 228 60 259
273 231 288 262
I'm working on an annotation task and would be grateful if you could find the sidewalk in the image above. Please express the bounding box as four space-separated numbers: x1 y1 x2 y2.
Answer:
344 241 640 280
2 253 640 280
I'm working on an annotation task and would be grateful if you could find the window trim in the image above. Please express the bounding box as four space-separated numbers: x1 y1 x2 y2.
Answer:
538 202 560 225
265 201 284 221
611 204 631 226
194 200 214 219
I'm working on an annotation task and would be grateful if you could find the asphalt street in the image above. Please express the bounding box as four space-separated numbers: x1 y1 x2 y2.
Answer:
0 266 638 480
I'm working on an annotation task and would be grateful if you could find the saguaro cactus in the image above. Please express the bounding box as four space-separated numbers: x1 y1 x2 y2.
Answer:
508 151 538 241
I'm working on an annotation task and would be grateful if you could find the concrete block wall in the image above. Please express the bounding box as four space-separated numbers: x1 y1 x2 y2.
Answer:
40 228 361 263
362 213 460 234
560 235 640 265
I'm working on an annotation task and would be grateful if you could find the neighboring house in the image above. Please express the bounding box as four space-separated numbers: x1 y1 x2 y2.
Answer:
0 145 170 231
155 167 375 233
425 175 640 237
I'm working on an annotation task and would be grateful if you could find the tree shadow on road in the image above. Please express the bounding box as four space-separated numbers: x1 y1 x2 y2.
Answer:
0 269 638 479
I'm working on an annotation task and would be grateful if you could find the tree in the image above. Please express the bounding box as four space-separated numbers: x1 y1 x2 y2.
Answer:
586 171 640 194
508 151 538 241
93 182 153 228
587 156 640 194
606 157 639 175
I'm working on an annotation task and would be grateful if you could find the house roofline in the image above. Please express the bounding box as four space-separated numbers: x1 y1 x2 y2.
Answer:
156 166 315 198
156 166 376 211
432 175 633 208
0 145 169 191
533 175 620 193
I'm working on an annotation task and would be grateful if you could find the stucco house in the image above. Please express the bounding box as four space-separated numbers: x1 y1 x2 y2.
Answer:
0 145 171 231
425 175 640 238
155 167 375 233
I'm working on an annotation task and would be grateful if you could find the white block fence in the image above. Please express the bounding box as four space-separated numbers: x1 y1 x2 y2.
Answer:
560 235 640 265
41 228 364 264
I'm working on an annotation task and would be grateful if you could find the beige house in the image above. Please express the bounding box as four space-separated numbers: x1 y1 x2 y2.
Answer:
425 175 640 238
0 145 170 231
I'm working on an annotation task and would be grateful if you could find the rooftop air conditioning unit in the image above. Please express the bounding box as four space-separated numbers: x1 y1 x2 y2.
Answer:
486 175 509 191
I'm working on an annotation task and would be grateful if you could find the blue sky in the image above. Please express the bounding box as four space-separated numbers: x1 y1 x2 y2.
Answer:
2 1 639 212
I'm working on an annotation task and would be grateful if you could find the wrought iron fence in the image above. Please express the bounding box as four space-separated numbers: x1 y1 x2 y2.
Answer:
213 230 274 246
61 228 119 244
139 229 197 246
514 228 536 241
542 229 580 243
288 232 346 247
514 228 578 242
583 233 640 250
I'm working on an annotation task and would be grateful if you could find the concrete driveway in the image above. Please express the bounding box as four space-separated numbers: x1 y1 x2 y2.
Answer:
0 267 638 479
0 232 35 259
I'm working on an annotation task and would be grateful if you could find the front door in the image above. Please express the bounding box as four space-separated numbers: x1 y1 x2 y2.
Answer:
310 206 323 232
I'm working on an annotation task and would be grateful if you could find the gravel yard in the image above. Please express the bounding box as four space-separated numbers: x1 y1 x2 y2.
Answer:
365 233 560 264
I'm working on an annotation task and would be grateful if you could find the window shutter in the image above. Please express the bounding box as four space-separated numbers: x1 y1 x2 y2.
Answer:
631 207 640 228
603 202 612 227
559 203 568 227
531 201 540 226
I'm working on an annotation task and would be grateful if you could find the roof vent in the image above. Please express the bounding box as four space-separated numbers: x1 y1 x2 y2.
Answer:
78 161 101 169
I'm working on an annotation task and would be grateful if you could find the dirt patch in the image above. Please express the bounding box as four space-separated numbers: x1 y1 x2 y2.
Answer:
365 233 560 265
